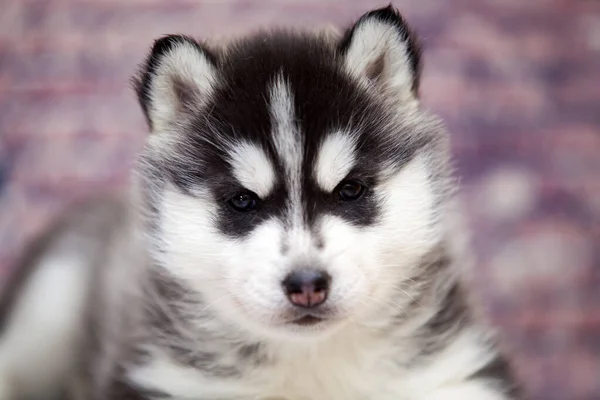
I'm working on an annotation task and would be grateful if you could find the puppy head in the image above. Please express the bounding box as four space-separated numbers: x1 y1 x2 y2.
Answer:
134 5 452 340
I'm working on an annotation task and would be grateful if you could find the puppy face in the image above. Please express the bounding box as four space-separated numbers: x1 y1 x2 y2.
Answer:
135 6 451 339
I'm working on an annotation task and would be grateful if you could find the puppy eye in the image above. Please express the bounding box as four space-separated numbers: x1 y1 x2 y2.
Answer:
335 180 366 201
228 191 259 212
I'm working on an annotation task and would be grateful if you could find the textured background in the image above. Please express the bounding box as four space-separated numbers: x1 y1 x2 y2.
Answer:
0 0 599 398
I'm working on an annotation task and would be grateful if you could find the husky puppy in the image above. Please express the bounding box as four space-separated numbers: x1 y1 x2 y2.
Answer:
0 5 522 400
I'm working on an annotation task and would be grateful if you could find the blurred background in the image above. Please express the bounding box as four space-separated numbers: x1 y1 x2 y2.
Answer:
0 0 599 398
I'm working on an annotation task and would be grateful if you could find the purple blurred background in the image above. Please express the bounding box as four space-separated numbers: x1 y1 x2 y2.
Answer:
0 0 599 398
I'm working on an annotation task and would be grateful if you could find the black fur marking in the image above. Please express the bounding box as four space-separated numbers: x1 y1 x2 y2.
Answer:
148 30 430 238
387 248 451 325
469 354 524 399
237 343 262 360
415 282 471 357
143 271 252 378
104 377 171 400
168 348 242 378
133 34 217 131
339 4 422 96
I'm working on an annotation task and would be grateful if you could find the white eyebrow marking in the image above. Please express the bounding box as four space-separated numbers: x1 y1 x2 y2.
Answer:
227 141 276 198
314 131 358 191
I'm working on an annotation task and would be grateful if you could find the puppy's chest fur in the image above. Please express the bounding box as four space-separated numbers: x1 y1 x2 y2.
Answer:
128 331 417 400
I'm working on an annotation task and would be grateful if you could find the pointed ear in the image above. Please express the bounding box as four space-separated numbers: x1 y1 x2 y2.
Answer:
134 35 218 133
339 5 422 103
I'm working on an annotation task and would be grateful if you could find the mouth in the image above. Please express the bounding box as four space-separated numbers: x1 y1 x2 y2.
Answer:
284 307 340 328
289 315 325 326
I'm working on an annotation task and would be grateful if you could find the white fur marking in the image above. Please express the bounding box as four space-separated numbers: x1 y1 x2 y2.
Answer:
314 131 358 192
375 156 438 262
228 141 276 198
269 75 303 224
0 252 90 399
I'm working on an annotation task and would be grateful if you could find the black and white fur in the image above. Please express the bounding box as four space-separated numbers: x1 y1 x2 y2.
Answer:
0 6 522 400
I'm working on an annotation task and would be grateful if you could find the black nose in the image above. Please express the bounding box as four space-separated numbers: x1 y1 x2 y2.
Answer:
282 269 331 308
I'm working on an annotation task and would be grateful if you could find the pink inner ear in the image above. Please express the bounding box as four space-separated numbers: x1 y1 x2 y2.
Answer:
172 76 201 111
364 53 386 83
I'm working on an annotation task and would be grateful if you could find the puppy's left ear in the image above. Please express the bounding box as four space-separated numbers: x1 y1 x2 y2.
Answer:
339 5 422 103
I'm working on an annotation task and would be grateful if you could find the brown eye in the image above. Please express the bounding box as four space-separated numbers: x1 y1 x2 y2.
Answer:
335 180 366 201
228 191 259 212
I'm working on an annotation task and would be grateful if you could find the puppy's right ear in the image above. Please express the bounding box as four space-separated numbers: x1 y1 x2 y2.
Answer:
134 35 218 133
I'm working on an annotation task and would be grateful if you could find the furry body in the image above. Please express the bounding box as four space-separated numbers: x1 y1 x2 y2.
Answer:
0 6 521 400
